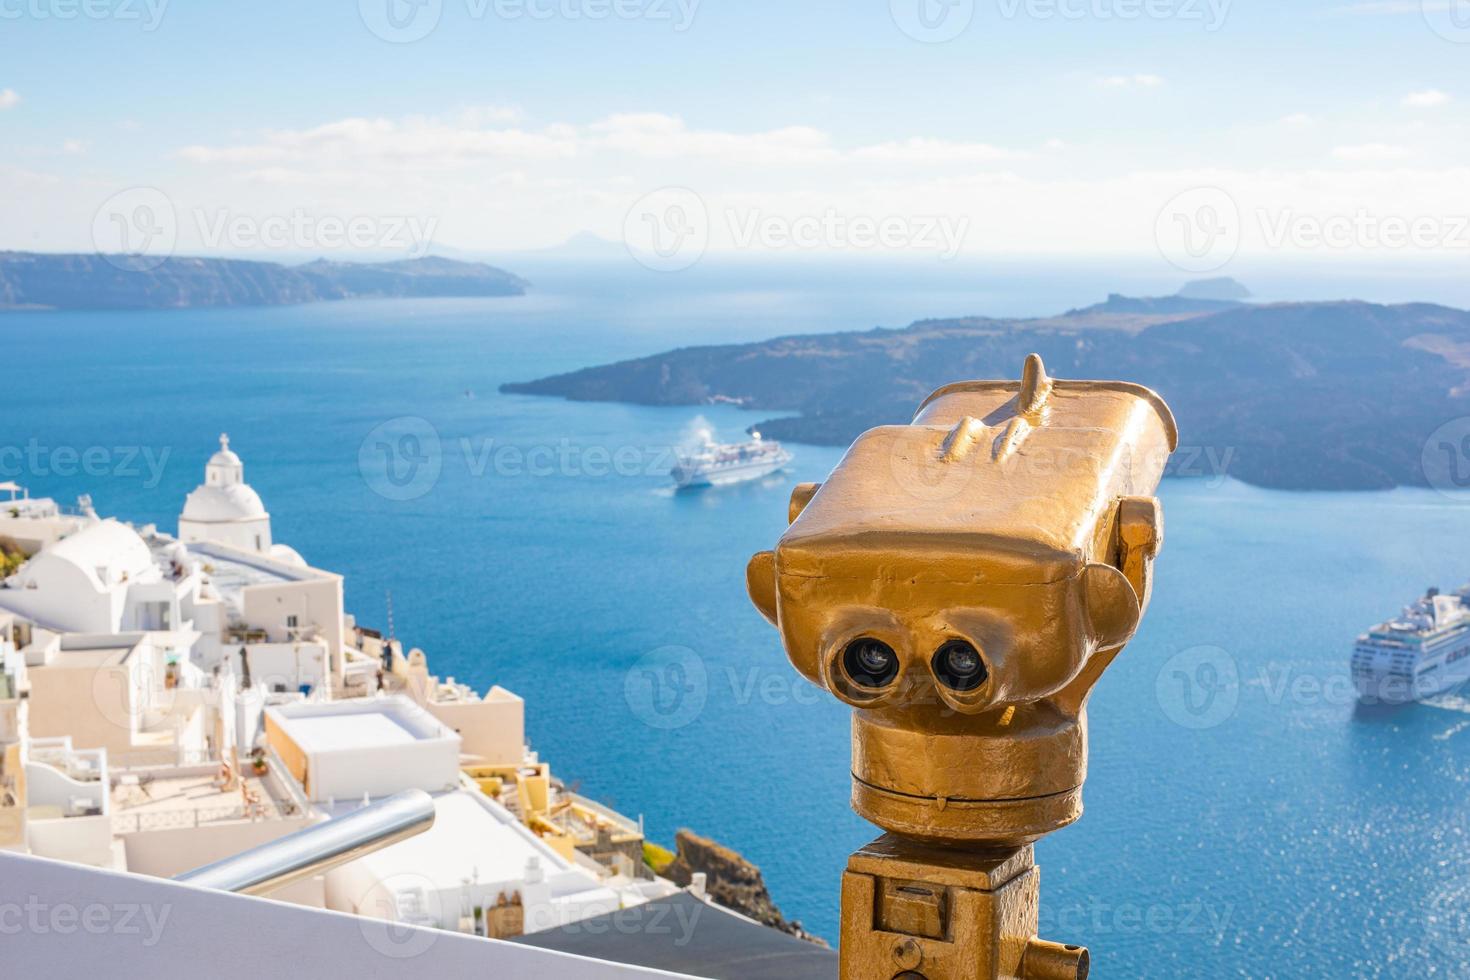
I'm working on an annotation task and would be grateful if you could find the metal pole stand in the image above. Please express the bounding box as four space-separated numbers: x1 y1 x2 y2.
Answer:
839 835 1087 980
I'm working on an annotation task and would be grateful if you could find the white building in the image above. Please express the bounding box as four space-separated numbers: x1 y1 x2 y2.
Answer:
263 696 668 937
0 519 178 634
265 697 462 803
0 437 682 952
180 433 301 563
0 482 88 552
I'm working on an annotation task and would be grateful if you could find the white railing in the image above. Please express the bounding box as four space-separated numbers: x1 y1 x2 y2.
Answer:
109 748 214 770
261 744 310 815
112 803 262 834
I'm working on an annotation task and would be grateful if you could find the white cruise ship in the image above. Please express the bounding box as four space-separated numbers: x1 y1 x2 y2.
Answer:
671 431 793 489
1352 586 1470 704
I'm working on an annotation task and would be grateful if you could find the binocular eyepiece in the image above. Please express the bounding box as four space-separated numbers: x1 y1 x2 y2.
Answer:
837 637 986 699
748 354 1176 847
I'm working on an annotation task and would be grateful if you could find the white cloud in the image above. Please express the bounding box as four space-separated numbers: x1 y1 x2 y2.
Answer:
180 111 1042 175
1331 142 1414 162
853 137 1027 164
37 104 1447 259
1404 89 1451 108
1096 74 1165 89
179 114 580 168
181 112 848 171
61 139 89 154
588 113 835 164
0 89 20 110
1280 113 1315 127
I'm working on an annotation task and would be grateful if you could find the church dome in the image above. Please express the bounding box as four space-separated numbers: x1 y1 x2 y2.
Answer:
180 434 269 525
209 444 242 468
182 482 268 523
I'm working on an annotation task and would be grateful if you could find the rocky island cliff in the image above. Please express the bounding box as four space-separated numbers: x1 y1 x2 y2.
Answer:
503 287 1470 492
0 252 528 311
660 829 827 946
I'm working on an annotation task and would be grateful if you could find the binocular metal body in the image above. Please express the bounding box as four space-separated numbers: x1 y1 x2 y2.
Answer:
748 355 1177 979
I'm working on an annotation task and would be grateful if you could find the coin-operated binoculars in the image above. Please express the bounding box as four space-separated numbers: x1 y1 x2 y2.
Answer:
747 354 1176 980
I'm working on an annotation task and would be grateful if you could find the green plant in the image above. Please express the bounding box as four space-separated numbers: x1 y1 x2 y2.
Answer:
643 841 676 876
0 536 24 576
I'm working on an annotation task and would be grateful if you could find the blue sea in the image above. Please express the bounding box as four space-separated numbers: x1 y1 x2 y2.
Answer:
5 259 1470 977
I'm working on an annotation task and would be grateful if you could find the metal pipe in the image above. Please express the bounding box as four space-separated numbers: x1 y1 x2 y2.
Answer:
175 789 436 896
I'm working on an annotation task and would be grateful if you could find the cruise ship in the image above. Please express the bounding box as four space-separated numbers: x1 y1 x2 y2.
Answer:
670 431 793 489
1352 586 1470 704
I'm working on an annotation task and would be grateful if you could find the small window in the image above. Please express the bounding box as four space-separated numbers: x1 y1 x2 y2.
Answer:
286 615 299 629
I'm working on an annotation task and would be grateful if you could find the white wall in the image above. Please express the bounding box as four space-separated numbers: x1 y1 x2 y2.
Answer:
424 687 525 766
0 555 116 633
241 641 329 696
242 576 344 658
308 739 461 804
27 651 143 754
120 817 323 908
24 811 112 867
1 850 704 980
267 699 461 804
123 577 195 634
23 757 105 812
24 757 112 866
179 515 272 554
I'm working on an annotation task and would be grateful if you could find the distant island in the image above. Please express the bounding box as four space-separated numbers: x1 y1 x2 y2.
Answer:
0 252 528 311
502 282 1470 492
1177 276 1253 302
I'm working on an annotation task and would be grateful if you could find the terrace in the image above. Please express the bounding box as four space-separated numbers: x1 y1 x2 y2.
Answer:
109 758 305 834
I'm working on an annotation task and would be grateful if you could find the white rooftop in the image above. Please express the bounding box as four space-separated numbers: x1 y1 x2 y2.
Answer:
186 540 334 617
286 712 420 753
268 696 453 744
39 518 157 590
337 790 621 910
190 541 327 586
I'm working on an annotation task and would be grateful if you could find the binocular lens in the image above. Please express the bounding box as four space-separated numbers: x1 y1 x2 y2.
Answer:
842 638 900 689
933 640 987 692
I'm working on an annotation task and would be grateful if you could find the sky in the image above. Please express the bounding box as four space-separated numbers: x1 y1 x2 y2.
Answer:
2 0 1469 268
